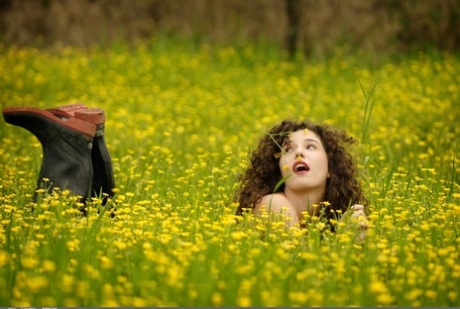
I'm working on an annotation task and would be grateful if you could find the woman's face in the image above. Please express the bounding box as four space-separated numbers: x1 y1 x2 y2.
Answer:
278 129 329 195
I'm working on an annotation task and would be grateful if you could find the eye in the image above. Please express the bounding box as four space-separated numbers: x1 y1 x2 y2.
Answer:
283 144 295 153
306 144 316 150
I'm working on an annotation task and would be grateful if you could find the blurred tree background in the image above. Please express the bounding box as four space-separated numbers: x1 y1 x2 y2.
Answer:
0 0 459 59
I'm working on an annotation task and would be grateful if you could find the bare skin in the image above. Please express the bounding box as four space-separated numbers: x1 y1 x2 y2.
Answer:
254 129 367 228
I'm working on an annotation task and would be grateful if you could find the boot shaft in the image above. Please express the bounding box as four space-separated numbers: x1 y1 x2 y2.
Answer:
37 124 93 201
47 104 116 202
3 107 95 202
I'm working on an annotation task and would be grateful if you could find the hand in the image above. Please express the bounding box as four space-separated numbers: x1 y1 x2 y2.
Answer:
350 204 368 230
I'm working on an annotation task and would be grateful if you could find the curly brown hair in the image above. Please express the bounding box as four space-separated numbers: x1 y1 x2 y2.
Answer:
234 119 367 223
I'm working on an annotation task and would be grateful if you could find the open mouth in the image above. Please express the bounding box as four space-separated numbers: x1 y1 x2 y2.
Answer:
293 161 310 173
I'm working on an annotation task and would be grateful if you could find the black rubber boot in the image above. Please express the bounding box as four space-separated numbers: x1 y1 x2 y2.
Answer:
2 107 96 204
47 104 116 204
91 122 116 204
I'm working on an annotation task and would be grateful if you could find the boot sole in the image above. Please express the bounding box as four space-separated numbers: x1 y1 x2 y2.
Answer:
47 103 106 126
3 107 96 137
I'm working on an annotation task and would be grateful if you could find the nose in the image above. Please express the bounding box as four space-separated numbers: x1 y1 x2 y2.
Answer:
295 148 304 160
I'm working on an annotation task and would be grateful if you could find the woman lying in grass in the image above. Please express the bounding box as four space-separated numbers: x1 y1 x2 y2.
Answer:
234 119 368 231
3 103 368 231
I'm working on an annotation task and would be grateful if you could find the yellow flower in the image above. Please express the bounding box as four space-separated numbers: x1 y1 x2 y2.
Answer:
370 280 388 294
20 256 39 269
212 292 223 306
42 260 56 272
27 276 49 293
237 296 251 307
100 256 114 269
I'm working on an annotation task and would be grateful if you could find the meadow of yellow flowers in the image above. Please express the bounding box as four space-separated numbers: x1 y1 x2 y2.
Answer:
0 39 459 306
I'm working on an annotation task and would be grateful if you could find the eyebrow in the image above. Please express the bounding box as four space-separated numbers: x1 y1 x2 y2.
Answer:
282 138 321 146
304 138 321 144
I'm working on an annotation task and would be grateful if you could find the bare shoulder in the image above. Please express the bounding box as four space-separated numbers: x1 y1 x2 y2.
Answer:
254 193 295 214
256 193 290 208
254 193 299 225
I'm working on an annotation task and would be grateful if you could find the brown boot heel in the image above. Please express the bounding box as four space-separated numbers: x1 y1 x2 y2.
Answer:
48 103 106 126
3 107 97 138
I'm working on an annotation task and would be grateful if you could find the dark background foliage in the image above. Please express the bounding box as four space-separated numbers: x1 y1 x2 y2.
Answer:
0 0 459 58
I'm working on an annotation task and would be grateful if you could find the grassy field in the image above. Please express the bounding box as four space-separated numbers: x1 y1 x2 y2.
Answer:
0 39 459 307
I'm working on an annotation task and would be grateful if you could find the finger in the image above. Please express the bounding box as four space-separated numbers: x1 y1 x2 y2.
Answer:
351 204 364 211
358 221 368 230
351 210 366 218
